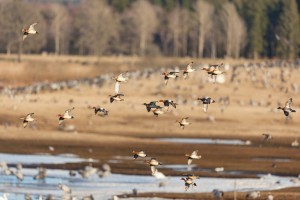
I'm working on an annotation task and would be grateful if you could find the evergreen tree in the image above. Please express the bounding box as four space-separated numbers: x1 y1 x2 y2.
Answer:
243 1 268 58
275 0 299 59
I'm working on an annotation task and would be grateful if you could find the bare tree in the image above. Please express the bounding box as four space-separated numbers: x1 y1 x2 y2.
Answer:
0 0 45 61
168 7 180 57
195 0 214 58
179 8 190 57
48 3 70 55
221 2 246 58
157 8 172 55
76 0 119 56
130 0 158 56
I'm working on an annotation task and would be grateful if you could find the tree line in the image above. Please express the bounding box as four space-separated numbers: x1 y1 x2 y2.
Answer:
0 0 299 59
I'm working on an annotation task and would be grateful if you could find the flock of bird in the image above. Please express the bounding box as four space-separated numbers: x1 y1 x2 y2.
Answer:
0 22 298 200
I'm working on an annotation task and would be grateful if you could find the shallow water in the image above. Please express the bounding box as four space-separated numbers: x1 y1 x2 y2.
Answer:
0 153 299 200
157 138 251 145
0 153 97 165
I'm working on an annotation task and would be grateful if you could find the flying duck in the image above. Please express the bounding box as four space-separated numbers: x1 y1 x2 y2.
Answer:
177 117 191 129
152 106 165 116
277 98 296 117
143 101 158 112
109 94 124 103
183 62 195 79
183 174 200 180
181 177 197 191
159 99 177 110
132 151 147 159
22 23 38 40
185 150 201 165
197 97 216 112
57 107 75 125
91 106 109 116
20 113 35 128
262 133 272 143
113 72 128 94
162 71 179 85
145 158 162 175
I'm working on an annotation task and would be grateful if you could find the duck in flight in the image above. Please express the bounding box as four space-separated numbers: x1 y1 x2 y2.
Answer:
58 107 75 125
22 23 38 40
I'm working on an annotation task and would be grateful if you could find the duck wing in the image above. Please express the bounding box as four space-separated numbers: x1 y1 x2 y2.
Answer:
187 158 193 165
187 62 193 70
23 121 28 128
203 103 208 112
22 34 28 40
58 117 64 125
171 102 177 108
183 72 188 79
285 98 292 108
164 78 169 85
191 150 198 157
28 23 38 32
150 166 157 175
115 82 120 94
65 107 74 115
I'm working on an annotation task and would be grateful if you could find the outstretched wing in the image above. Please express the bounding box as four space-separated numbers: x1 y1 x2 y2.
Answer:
23 121 28 128
181 117 188 123
191 150 198 156
164 78 169 85
22 34 28 40
115 82 120 94
187 158 193 165
171 102 177 108
58 117 64 125
27 113 34 118
65 107 75 115
187 62 193 70
28 23 38 31
183 72 188 79
150 166 157 175
203 104 208 112
285 98 292 108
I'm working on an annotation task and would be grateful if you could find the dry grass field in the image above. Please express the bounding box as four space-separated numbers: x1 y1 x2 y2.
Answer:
0 54 299 199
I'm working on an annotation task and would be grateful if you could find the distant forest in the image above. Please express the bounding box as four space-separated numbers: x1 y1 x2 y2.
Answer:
0 0 300 59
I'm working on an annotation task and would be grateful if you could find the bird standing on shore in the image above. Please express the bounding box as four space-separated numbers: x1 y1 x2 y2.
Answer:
246 191 260 199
